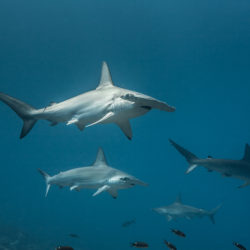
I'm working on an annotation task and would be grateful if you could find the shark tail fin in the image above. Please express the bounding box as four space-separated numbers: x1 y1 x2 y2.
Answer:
0 92 37 139
38 169 51 197
169 139 199 174
208 204 222 224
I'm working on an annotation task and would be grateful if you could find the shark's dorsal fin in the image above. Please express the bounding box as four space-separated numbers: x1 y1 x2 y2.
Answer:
93 148 108 166
96 62 114 90
242 144 250 162
175 193 182 204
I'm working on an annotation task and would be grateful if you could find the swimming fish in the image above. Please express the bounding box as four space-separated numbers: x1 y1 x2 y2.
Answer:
169 139 250 188
233 242 247 250
0 62 175 139
131 241 149 248
122 218 136 227
56 246 74 250
164 240 177 250
38 148 147 198
69 233 79 238
170 228 186 238
153 194 221 224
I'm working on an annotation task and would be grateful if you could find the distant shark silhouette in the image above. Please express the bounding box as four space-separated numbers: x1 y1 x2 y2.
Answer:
38 148 147 198
0 62 175 139
153 194 221 224
169 139 250 188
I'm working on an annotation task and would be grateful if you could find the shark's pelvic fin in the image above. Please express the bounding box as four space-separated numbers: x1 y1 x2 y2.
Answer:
86 112 114 127
242 144 250 162
92 185 110 196
70 185 80 191
108 188 118 199
186 164 198 174
0 92 37 139
96 62 114 90
38 169 51 197
93 148 108 166
76 122 85 131
116 120 132 140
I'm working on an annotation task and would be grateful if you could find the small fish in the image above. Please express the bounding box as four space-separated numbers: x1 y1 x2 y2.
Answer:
69 233 80 238
164 240 177 250
233 242 247 250
170 228 186 238
122 219 136 227
55 246 74 250
131 241 149 248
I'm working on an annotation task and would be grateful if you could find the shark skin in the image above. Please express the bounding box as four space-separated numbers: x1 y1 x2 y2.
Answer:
0 62 175 139
153 194 221 224
169 139 250 188
38 148 147 198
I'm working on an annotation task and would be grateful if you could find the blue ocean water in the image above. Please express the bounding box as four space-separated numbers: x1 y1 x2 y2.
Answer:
0 0 250 249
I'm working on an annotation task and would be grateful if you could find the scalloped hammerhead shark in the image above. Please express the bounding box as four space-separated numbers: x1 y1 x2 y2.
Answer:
38 148 147 198
169 139 250 188
0 62 175 139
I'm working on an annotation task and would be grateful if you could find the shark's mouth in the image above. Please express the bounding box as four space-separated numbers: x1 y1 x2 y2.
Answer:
141 105 152 110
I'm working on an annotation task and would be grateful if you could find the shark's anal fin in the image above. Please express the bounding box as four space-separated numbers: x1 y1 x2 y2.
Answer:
92 185 110 197
116 120 132 140
186 164 198 174
86 112 114 127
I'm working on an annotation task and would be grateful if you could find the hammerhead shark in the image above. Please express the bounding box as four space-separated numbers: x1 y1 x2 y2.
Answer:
153 194 221 224
0 62 175 139
169 139 250 188
38 148 147 198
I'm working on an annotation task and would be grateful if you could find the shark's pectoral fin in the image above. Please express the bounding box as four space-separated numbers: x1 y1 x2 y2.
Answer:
93 185 110 197
66 118 79 126
186 164 198 174
238 182 250 188
108 188 118 199
86 112 114 127
116 120 132 140
70 185 81 191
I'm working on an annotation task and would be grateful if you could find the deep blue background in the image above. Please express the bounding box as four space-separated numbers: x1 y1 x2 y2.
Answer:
0 0 250 249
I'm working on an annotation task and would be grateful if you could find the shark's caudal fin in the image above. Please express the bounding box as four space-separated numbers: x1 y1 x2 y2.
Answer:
208 204 222 224
38 169 51 197
96 62 114 90
0 92 37 139
169 139 199 174
242 144 250 162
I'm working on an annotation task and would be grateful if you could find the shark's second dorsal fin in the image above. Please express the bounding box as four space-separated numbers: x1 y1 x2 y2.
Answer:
93 148 108 166
96 62 114 90
175 193 182 204
242 144 250 162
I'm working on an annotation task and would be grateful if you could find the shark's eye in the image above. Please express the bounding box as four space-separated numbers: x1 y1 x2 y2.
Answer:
120 177 130 182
